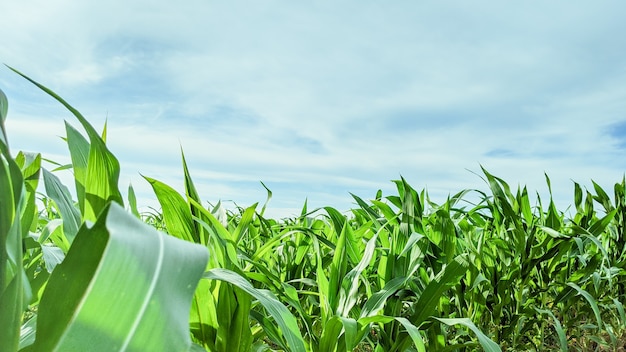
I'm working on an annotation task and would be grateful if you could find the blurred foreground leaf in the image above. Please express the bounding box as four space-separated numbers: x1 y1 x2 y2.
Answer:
28 203 209 352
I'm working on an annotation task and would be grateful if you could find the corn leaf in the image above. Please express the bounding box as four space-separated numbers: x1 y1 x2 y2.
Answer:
204 268 307 352
64 122 89 217
144 176 197 243
435 317 501 352
411 254 470 325
30 203 208 351
10 67 123 221
42 168 81 244
0 87 31 352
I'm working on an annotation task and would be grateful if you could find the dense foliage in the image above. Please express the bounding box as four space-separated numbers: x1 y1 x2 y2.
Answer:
2 68 626 351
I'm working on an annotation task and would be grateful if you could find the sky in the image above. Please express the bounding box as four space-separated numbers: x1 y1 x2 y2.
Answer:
1 1 626 218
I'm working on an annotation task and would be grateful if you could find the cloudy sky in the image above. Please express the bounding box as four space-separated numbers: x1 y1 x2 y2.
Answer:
1 1 625 218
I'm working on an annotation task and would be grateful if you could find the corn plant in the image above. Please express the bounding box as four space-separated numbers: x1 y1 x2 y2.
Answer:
2 69 211 352
3 67 626 351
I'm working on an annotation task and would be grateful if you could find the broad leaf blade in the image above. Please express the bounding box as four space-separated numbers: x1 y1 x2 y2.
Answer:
144 176 197 243
32 203 208 351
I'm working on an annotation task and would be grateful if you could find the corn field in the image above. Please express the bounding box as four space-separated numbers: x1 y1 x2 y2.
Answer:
2 68 626 351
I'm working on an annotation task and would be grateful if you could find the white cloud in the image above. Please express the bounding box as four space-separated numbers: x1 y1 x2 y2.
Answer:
2 1 626 217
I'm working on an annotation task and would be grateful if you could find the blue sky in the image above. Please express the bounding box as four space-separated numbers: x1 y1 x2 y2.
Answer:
1 1 626 218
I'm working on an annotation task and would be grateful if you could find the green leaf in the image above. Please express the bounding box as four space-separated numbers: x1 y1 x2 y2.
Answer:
215 283 252 352
232 204 258 244
592 180 613 213
144 176 197 243
189 279 218 349
32 203 208 351
399 232 426 257
259 181 272 217
42 168 81 244
360 276 407 318
127 183 140 218
588 209 617 237
328 218 349 315
188 198 238 269
318 316 344 352
64 122 90 217
566 282 603 330
340 317 358 351
204 268 307 352
15 152 41 235
10 67 123 221
338 233 378 316
82 129 123 221
613 298 626 326
0 87 8 147
435 317 501 352
0 103 31 351
19 316 37 351
394 317 426 352
411 255 470 325
535 308 567 352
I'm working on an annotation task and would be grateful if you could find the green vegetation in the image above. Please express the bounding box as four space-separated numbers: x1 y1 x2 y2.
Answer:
2 68 626 351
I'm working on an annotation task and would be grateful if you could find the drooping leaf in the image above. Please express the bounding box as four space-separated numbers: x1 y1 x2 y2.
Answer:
32 203 208 351
435 317 501 352
42 168 81 244
394 317 426 352
567 282 603 330
10 67 123 221
535 308 567 352
204 268 307 352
